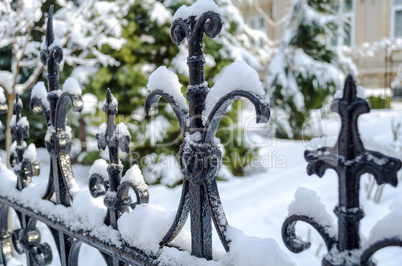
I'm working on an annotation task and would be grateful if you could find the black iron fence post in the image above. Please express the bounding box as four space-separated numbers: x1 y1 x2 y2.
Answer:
145 7 270 259
90 88 150 227
31 6 83 265
282 75 402 265
89 88 149 265
4 93 52 265
10 94 40 190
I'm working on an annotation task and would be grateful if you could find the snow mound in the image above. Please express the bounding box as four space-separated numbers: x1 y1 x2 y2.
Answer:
118 204 184 253
220 226 295 266
288 187 335 231
62 78 82 95
121 164 148 191
147 66 187 108
173 0 221 21
89 159 108 179
23 144 37 162
368 203 402 244
203 60 263 123
32 82 50 109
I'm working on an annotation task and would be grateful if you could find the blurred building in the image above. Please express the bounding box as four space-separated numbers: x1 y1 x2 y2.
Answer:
232 0 402 96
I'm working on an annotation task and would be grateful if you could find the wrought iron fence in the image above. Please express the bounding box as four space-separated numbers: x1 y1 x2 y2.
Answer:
0 3 401 266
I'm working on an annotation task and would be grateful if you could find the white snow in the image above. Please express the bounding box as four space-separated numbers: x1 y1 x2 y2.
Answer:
41 37 61 50
368 203 402 244
147 66 187 108
45 126 55 142
82 93 98 115
145 116 171 146
70 66 98 85
118 204 184 253
31 81 50 109
142 153 184 187
171 46 189 77
220 226 295 266
18 117 28 128
287 187 335 234
1 0 133 97
203 61 264 123
62 78 82 95
263 0 357 138
23 143 37 162
10 115 29 129
0 87 6 103
112 123 130 141
89 159 108 179
121 164 148 193
103 91 118 108
0 71 14 94
150 1 171 26
99 123 107 136
173 0 221 21
2 93 402 265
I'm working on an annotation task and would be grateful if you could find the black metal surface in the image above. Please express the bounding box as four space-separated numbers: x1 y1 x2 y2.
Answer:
90 88 149 232
0 196 158 266
30 7 82 265
282 75 402 265
0 93 52 265
145 10 270 259
14 5 154 266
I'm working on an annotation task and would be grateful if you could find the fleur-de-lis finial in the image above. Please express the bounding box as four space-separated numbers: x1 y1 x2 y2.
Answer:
8 94 51 265
90 88 149 230
10 94 39 190
31 5 83 207
29 6 83 265
145 1 270 259
282 75 402 265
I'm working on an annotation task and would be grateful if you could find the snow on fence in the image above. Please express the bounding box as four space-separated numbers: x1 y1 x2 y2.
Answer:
0 2 401 266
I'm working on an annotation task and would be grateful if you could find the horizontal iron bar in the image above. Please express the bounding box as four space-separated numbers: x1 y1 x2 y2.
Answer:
0 196 159 265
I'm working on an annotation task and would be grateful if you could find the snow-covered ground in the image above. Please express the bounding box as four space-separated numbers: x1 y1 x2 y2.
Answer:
3 102 402 265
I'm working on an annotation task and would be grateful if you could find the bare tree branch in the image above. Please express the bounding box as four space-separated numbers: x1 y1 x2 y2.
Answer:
21 64 45 93
19 57 40 68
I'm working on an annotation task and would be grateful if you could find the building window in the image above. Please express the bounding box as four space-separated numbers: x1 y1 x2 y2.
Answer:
392 0 402 38
247 15 266 33
341 0 354 47
330 0 354 47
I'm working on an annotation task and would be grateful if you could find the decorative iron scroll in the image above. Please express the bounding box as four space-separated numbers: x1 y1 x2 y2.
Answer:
282 75 402 265
0 94 52 265
145 9 270 259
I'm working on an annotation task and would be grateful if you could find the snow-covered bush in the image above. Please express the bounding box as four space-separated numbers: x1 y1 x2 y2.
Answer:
85 0 273 184
264 0 357 138
0 0 133 165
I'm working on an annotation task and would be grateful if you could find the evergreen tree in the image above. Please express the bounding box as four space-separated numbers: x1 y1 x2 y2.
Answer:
86 0 271 186
264 0 357 138
0 0 133 165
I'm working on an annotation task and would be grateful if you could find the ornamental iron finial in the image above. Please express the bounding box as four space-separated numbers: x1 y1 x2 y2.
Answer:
10 94 40 190
89 88 149 230
282 75 402 265
30 6 83 265
145 3 270 259
31 5 83 207
7 94 52 265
